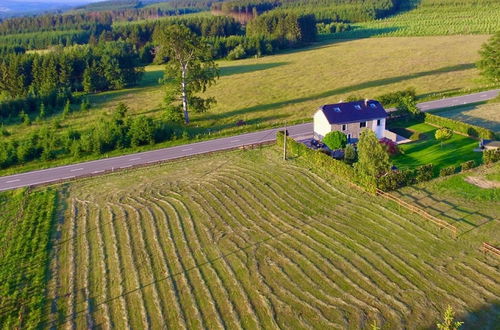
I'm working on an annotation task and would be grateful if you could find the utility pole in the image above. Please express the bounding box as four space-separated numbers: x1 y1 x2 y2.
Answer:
283 124 287 161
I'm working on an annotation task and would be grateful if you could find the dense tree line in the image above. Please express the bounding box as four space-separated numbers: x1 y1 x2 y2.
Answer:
0 104 175 169
247 11 316 47
212 0 279 15
0 41 143 118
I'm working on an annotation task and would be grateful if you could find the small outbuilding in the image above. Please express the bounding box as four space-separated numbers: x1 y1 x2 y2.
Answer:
313 99 388 142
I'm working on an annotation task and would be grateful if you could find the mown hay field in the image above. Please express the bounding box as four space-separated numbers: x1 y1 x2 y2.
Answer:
43 146 500 329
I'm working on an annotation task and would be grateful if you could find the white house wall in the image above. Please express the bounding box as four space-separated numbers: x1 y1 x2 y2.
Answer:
372 118 386 139
313 110 331 140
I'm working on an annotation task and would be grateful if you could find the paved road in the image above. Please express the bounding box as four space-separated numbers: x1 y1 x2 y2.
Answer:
0 89 498 192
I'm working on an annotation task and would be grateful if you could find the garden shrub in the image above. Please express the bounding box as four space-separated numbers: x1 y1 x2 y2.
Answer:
344 144 357 164
379 137 399 155
377 169 416 191
424 113 495 139
377 88 416 107
461 160 475 171
323 131 347 150
439 166 456 177
416 164 434 183
483 149 500 164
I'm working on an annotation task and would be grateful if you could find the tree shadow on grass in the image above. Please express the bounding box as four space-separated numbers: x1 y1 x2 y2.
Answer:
199 63 476 123
219 62 290 77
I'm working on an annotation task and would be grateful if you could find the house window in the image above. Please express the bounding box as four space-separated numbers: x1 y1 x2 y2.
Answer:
334 107 341 112
360 121 367 128
354 105 362 110
342 124 347 131
377 119 381 126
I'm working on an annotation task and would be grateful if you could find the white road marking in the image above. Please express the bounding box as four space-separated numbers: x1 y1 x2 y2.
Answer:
6 179 20 183
481 94 487 97
70 168 84 172
129 157 141 161
120 165 132 169
182 148 193 151
60 176 76 180
92 170 104 174
231 139 241 142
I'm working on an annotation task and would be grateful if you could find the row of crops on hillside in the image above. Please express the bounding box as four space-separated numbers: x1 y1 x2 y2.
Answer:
43 147 500 329
330 0 500 38
0 188 57 329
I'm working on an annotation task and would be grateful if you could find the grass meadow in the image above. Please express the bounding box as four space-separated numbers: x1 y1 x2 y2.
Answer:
429 100 500 136
39 146 499 329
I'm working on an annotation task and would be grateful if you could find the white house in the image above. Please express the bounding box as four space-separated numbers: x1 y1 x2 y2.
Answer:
313 99 388 141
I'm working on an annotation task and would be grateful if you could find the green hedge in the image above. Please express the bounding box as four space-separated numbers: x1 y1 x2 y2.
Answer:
440 166 457 177
424 113 495 139
276 131 377 193
461 160 476 171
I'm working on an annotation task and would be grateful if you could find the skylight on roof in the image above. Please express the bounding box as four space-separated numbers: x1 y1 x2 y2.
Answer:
333 107 341 112
354 104 362 110
369 103 377 109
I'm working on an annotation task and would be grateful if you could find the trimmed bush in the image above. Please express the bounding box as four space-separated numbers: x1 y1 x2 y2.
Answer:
424 113 495 139
461 160 475 171
416 164 434 183
439 166 456 177
483 149 500 164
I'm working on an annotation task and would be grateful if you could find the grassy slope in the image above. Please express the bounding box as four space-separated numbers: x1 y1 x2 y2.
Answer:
429 100 500 135
394 163 499 232
0 188 57 329
43 146 499 329
390 121 482 172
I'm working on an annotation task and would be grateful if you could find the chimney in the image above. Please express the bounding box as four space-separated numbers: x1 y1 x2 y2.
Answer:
364 99 369 106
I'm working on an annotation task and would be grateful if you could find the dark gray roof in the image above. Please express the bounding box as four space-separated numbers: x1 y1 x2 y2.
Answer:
319 100 387 124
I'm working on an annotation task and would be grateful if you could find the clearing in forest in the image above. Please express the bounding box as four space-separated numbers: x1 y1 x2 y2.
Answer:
42 146 499 329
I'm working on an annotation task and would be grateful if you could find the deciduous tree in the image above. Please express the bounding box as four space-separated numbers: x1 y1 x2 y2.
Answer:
355 129 391 178
477 31 500 83
435 127 453 147
323 131 347 150
154 24 218 124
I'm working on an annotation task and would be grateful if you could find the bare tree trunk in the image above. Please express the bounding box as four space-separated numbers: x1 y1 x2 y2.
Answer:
181 64 189 124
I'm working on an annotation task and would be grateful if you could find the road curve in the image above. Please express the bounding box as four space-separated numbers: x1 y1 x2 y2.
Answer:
0 89 498 192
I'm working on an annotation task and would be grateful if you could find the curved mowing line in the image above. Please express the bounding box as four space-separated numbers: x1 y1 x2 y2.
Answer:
185 187 272 330
218 171 414 312
109 201 151 329
92 208 113 329
134 195 188 329
66 199 78 330
120 198 167 329
162 193 245 330
209 176 404 322
201 180 373 326
152 195 226 329
105 206 131 329
145 196 206 329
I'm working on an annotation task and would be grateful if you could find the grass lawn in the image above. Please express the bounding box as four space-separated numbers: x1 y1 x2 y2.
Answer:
390 121 482 172
40 145 499 329
429 100 500 135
